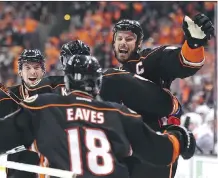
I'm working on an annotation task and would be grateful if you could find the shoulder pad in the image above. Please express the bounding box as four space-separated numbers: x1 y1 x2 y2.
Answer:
140 46 169 57
103 68 129 76
139 48 154 57
103 100 123 110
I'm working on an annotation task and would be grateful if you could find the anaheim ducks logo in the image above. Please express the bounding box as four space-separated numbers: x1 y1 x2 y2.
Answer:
23 94 38 103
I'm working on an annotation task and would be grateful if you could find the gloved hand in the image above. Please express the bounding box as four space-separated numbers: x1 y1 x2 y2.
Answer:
167 101 183 125
167 95 183 125
167 116 180 125
165 125 196 160
182 13 214 48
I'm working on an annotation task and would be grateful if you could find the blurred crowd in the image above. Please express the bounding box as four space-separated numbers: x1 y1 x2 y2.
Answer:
0 1 217 154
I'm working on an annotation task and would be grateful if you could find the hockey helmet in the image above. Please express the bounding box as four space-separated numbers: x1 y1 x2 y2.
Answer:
64 55 102 96
60 40 91 67
113 19 144 44
18 49 45 71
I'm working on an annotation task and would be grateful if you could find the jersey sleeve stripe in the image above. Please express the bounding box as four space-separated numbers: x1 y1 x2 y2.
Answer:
0 98 12 102
165 133 180 165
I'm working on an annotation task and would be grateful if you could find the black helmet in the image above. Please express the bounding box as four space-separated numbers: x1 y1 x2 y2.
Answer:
113 19 144 43
18 49 45 71
60 40 91 67
64 55 102 96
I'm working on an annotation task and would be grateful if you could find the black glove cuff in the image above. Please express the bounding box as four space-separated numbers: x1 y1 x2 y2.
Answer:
186 38 207 49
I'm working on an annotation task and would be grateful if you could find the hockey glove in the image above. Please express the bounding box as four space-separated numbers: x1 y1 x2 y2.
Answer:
165 125 196 160
165 93 183 125
183 14 214 48
167 116 180 125
167 101 182 125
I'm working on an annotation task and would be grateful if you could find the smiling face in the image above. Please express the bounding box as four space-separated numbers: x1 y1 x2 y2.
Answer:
19 62 44 87
113 31 138 63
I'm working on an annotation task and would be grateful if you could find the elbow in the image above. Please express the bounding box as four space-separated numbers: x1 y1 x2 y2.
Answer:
163 89 180 116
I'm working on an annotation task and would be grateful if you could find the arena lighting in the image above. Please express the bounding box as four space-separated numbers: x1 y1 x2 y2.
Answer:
64 14 71 21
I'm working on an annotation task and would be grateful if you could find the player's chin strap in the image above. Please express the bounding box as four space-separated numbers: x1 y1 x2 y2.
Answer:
0 160 77 178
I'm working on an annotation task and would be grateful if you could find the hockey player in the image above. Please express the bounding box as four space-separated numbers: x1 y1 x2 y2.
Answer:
0 49 48 116
28 40 91 95
0 41 91 178
18 40 182 120
0 40 190 177
0 49 47 178
0 41 91 118
100 13 214 178
58 41 181 118
0 54 196 178
102 13 214 129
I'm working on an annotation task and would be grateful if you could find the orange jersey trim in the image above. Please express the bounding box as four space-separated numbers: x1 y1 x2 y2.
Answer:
26 84 65 91
103 71 130 77
165 133 180 165
21 103 141 118
127 46 164 62
0 98 12 102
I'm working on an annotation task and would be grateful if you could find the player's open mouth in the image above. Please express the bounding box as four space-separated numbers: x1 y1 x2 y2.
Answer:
119 49 128 54
28 77 37 82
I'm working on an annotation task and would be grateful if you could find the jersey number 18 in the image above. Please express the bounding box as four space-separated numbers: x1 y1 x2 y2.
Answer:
67 128 114 176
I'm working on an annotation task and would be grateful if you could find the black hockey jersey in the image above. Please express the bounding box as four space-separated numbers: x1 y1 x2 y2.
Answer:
0 76 65 178
0 92 179 178
122 41 204 88
101 41 204 129
100 68 179 129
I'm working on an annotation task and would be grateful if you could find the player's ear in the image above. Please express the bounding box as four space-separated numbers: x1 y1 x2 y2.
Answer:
18 71 22 77
138 40 143 49
42 70 46 76
43 64 46 76
112 33 117 50
112 42 115 50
